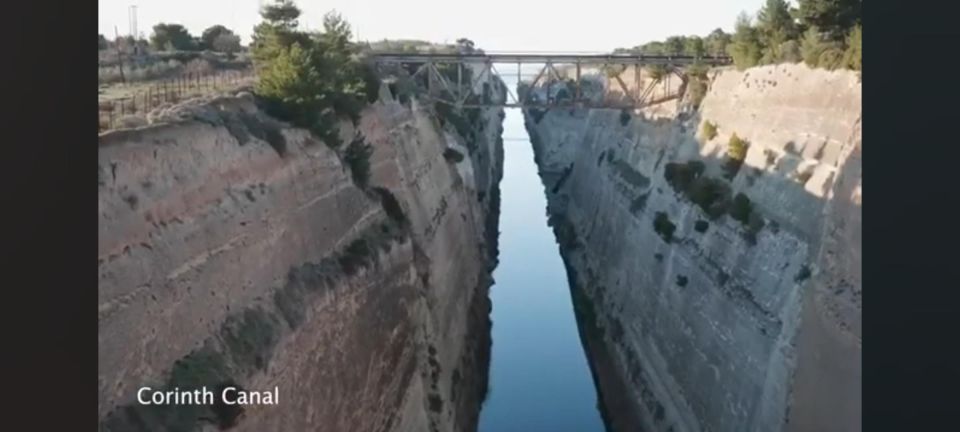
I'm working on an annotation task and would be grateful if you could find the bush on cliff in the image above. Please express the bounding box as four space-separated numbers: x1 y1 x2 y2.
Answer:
618 0 860 72
252 2 376 146
653 212 676 243
724 133 749 180
344 135 374 188
443 147 465 163
664 160 705 192
701 121 718 141
844 25 862 71
729 193 753 224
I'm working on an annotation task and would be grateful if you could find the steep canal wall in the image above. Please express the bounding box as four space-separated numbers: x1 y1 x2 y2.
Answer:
98 68 505 431
524 63 861 432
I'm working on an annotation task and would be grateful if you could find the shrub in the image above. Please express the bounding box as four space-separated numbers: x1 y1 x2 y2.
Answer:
676 275 689 287
701 121 718 141
344 135 374 188
428 394 444 413
339 238 372 275
818 47 845 70
664 160 705 193
727 133 749 160
729 193 753 224
372 187 406 224
201 25 239 52
779 39 803 63
801 26 828 68
620 109 631 126
688 176 731 218
150 23 198 51
443 147 465 163
794 265 812 282
724 133 749 179
653 212 676 243
844 25 862 71
687 79 708 108
694 220 709 233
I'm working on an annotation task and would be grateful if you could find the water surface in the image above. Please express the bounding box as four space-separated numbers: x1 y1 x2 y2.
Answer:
477 107 606 432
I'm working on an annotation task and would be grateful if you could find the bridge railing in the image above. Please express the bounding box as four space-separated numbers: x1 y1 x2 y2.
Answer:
369 52 733 66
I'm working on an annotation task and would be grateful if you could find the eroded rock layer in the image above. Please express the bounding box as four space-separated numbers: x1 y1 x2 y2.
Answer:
98 79 504 432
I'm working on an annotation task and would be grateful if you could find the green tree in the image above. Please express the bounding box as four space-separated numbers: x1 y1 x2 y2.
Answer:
728 12 763 69
665 36 686 55
797 0 861 40
261 0 301 30
640 41 665 54
200 25 235 50
757 0 797 40
705 28 732 56
252 1 377 145
760 28 789 64
800 26 827 67
684 36 706 57
251 0 310 67
843 25 862 71
213 34 242 54
150 23 197 51
780 39 802 63
818 47 845 70
255 42 330 129
99 34 108 50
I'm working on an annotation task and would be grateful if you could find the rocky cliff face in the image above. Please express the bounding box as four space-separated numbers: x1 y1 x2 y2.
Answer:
524 63 861 432
98 74 504 431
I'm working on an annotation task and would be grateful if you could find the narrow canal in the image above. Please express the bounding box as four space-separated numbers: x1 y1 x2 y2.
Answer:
477 106 606 432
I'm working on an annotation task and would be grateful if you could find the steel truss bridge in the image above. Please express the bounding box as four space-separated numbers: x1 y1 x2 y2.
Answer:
370 52 733 110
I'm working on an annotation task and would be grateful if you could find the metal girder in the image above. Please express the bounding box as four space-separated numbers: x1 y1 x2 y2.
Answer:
428 63 457 101
522 64 549 104
490 63 521 105
373 52 718 110
371 52 732 66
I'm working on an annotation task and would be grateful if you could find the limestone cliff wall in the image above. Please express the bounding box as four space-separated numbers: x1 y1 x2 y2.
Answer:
524 63 861 432
98 76 504 431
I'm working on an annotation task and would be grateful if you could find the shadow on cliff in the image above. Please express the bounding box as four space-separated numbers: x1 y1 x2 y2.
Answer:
520 101 861 432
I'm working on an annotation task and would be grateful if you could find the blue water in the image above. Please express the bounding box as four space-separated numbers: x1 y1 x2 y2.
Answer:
477 108 606 432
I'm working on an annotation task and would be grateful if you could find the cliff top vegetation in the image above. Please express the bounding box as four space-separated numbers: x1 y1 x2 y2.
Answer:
613 0 861 72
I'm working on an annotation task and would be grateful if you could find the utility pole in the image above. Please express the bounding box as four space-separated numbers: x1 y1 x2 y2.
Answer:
128 5 139 56
128 5 138 39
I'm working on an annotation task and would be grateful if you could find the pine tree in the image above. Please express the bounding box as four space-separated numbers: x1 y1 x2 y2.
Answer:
797 0 861 40
684 36 706 57
757 0 797 40
705 28 732 56
728 12 763 70
251 0 309 67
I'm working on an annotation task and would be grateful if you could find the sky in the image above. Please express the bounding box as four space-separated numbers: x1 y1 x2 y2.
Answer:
99 0 768 52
